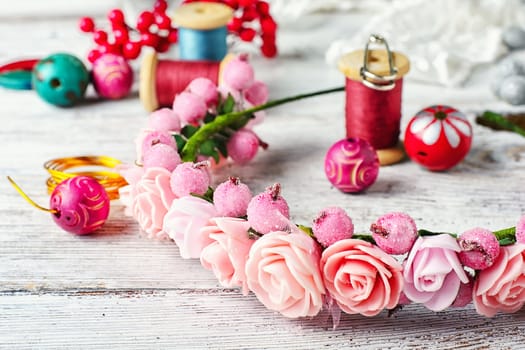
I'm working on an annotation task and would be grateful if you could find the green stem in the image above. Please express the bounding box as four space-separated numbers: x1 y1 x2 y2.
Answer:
477 111 525 137
418 229 457 238
180 86 345 162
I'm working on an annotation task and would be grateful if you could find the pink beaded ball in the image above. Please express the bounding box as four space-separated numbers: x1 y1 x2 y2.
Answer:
324 138 379 193
50 176 110 235
92 53 133 99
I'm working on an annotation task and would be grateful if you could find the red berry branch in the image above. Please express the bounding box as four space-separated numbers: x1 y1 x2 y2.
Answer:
79 0 278 63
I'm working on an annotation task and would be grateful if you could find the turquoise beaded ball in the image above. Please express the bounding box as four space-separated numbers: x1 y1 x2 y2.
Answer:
32 53 90 107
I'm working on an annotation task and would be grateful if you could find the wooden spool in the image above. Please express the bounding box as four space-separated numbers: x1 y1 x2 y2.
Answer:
338 38 410 166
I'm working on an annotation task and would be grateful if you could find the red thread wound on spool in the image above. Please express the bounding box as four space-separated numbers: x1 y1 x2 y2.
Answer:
156 60 220 108
345 78 403 149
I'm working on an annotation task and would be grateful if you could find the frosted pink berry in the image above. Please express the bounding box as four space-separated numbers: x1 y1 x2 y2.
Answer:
227 129 260 165
247 183 290 234
452 278 473 308
244 80 269 105
213 177 253 217
370 212 417 255
148 108 181 132
170 161 211 197
172 92 207 125
458 228 500 270
141 130 177 157
516 214 525 244
143 144 181 171
223 55 255 91
186 77 218 107
312 206 354 247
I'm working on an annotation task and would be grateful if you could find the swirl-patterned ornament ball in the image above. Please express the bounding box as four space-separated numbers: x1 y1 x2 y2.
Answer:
50 176 110 235
92 53 133 100
324 138 379 193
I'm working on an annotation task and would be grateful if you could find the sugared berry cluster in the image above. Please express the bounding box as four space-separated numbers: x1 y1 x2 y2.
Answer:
183 0 278 58
80 0 278 63
135 54 268 197
79 0 177 63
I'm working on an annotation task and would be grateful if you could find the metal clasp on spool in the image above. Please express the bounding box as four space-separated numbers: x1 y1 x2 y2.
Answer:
360 34 398 91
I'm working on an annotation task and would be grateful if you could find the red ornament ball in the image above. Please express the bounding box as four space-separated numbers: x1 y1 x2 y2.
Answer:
324 138 380 193
404 105 472 171
50 176 110 235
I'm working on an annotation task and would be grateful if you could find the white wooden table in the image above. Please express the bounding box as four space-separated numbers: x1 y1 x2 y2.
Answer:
1 2 525 349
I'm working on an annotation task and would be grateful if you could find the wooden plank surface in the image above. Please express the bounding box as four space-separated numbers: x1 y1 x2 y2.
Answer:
1 4 525 349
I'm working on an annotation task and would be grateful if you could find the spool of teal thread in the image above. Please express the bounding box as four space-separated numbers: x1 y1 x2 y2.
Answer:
173 2 233 61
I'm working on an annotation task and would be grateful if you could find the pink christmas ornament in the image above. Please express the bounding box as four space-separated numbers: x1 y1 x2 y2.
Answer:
142 143 181 171
244 80 269 105
50 176 110 235
170 162 210 197
404 105 472 171
324 138 379 193
91 53 133 99
141 130 178 158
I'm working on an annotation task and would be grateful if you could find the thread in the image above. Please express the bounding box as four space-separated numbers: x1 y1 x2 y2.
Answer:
345 78 403 149
179 27 228 61
44 156 126 200
155 59 221 108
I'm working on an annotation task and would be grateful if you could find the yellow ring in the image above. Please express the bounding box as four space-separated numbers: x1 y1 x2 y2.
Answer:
43 156 127 200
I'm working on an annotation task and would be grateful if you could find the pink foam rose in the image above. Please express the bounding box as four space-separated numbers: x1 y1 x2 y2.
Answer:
116 164 144 217
163 196 217 259
473 243 525 317
200 217 254 295
403 234 469 311
245 231 325 318
132 167 176 240
320 239 403 316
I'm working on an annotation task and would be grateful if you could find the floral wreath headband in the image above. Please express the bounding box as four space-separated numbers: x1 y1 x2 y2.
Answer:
8 45 525 325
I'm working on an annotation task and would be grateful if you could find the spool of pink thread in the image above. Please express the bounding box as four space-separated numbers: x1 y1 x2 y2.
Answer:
92 53 133 99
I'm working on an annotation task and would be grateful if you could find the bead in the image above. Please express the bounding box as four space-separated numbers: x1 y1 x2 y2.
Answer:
123 41 142 60
240 28 256 42
141 32 160 48
404 105 472 171
50 176 110 235
91 54 133 100
324 138 379 193
93 30 108 45
499 75 525 105
32 53 90 107
113 28 129 45
137 11 155 33
502 26 525 50
79 17 95 33
108 9 125 25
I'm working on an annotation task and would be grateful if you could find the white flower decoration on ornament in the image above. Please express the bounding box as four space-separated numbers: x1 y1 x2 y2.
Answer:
409 106 472 148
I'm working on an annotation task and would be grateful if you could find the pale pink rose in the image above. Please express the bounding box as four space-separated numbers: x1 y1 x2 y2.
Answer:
116 164 145 217
132 167 175 240
321 239 403 316
163 196 217 259
473 244 525 317
245 231 325 318
403 234 469 311
200 217 254 294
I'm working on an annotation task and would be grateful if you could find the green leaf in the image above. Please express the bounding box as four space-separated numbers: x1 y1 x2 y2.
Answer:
173 134 187 152
214 138 228 157
298 225 314 238
498 237 516 246
199 139 220 163
181 125 200 138
219 94 236 114
203 112 217 124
